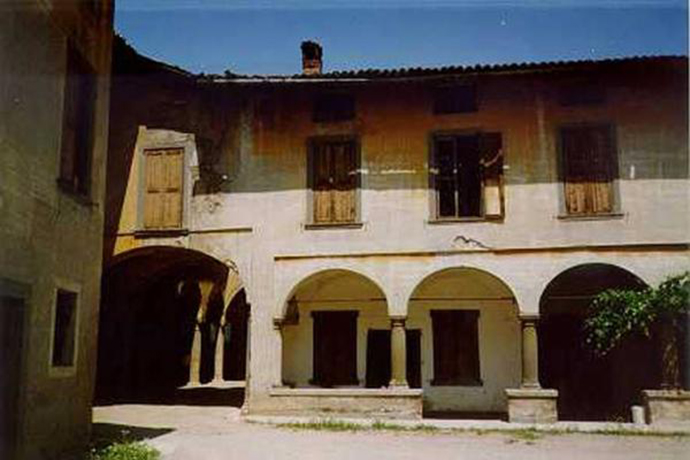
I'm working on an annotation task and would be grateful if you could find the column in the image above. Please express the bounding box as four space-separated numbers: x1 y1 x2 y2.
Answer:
273 317 286 387
520 315 540 388
188 324 202 386
389 317 408 388
212 325 225 384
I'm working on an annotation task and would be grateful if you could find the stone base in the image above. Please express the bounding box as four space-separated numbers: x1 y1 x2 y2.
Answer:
643 389 690 424
263 387 423 419
505 388 559 424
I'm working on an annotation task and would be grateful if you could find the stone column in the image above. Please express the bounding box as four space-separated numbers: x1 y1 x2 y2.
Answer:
212 325 224 384
273 317 286 387
520 315 540 388
389 317 408 388
188 324 202 386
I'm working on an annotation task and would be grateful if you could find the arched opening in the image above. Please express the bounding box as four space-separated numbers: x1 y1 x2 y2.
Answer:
539 263 662 421
407 267 520 418
280 269 389 388
96 246 248 406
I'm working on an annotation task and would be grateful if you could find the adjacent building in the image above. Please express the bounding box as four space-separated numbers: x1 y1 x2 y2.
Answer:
100 38 688 423
0 1 114 458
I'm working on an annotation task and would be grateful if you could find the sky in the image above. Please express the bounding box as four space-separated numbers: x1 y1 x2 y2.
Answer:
115 0 689 76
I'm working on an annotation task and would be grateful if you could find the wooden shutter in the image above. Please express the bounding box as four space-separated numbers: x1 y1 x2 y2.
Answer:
332 142 357 222
312 143 333 223
143 149 183 229
562 126 614 215
480 133 504 218
431 310 480 385
435 138 457 218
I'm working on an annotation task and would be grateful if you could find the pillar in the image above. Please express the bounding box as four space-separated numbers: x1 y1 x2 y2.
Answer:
212 325 224 383
520 315 540 388
389 317 408 388
188 324 202 386
273 317 286 387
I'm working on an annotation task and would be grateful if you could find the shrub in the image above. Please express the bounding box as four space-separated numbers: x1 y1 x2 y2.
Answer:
90 441 160 460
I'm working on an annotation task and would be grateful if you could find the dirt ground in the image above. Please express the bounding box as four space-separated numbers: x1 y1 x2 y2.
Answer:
93 404 690 460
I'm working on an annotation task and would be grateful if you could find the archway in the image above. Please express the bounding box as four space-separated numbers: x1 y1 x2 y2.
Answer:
539 263 661 421
407 267 520 417
96 246 248 406
280 269 389 388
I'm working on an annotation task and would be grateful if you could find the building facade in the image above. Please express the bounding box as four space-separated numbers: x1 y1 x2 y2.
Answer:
101 40 688 422
0 1 114 459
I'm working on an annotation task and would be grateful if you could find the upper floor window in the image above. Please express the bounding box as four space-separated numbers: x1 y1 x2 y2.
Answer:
559 82 605 107
313 93 355 123
59 43 96 197
431 132 504 220
52 289 78 368
433 85 477 114
560 124 616 216
308 138 359 224
143 148 184 230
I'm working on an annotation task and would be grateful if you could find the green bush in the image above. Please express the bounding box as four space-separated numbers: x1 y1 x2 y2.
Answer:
90 441 160 460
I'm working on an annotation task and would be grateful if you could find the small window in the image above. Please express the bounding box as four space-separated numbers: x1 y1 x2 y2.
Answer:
433 85 477 114
308 138 359 224
312 311 358 387
313 93 355 123
431 132 504 219
52 289 78 367
143 148 184 230
431 310 480 386
560 125 616 215
59 42 96 196
559 82 605 107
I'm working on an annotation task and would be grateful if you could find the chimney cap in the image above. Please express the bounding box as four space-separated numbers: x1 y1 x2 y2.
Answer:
301 40 323 75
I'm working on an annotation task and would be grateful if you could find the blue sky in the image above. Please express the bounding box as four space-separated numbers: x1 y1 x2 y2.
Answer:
115 0 688 75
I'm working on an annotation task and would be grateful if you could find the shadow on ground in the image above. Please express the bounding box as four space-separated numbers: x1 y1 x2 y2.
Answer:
91 423 174 449
95 387 245 407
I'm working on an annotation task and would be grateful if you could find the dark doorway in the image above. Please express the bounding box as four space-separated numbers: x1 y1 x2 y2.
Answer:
223 290 249 380
1 294 25 460
365 329 422 389
312 311 358 387
539 264 661 421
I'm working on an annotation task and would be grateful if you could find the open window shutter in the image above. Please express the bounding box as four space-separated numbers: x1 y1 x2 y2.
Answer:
162 149 183 228
589 127 613 213
332 142 356 222
480 133 504 218
562 128 589 214
312 143 333 223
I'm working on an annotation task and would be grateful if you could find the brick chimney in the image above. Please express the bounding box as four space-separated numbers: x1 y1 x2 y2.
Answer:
301 40 322 76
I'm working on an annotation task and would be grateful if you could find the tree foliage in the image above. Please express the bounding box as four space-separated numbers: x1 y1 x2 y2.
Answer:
585 272 689 356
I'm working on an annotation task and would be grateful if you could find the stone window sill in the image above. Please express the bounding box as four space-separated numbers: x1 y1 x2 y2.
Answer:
427 216 503 225
304 222 365 231
134 228 189 238
557 212 625 221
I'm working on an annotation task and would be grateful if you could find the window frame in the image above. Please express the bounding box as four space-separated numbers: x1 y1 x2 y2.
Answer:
48 280 81 377
432 84 478 115
305 135 363 228
430 309 482 387
556 122 621 218
312 93 356 123
57 40 97 200
135 131 196 237
428 129 505 223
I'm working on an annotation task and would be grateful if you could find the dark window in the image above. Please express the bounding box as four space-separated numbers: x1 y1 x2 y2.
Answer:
312 311 358 387
143 148 184 229
309 138 359 224
59 43 96 196
560 125 616 215
431 310 480 386
364 329 422 389
313 94 355 122
52 289 78 367
559 83 605 107
432 133 504 219
433 85 477 114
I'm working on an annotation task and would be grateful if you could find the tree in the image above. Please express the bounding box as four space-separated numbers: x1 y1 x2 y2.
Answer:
585 272 689 389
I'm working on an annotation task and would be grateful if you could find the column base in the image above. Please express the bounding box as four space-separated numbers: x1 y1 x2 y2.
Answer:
505 388 558 424
643 389 690 425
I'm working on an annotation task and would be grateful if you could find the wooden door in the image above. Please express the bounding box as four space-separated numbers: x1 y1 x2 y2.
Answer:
312 311 358 386
365 330 391 388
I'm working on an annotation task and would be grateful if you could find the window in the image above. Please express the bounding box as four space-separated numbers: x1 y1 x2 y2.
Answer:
312 311 358 387
143 148 184 230
559 82 605 107
560 125 616 215
431 310 480 386
433 85 477 114
308 138 359 224
59 43 96 196
52 289 78 367
431 132 504 219
313 93 355 123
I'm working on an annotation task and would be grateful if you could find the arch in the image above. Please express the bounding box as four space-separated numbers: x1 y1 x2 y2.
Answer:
407 265 518 309
538 262 658 421
279 267 390 318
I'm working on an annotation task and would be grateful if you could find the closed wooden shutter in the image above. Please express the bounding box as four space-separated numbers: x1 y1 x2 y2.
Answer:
312 143 333 223
311 140 357 224
144 148 183 229
562 126 614 215
480 133 504 218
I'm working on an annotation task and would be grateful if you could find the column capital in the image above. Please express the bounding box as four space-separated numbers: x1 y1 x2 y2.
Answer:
519 314 540 324
390 316 407 328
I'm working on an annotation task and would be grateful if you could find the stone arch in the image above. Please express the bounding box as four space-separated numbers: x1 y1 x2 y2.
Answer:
538 262 658 421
